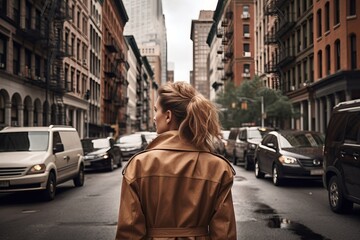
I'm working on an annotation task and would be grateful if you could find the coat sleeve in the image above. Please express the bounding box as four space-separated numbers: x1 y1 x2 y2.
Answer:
115 176 146 240
209 177 237 240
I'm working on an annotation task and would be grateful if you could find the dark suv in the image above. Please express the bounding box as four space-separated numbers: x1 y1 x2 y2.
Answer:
323 99 360 213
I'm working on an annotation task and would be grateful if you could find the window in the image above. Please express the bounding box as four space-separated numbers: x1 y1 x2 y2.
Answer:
303 0 307 12
344 113 360 144
244 43 250 52
297 0 301 18
25 1 31 29
349 0 356 16
335 39 341 70
243 5 249 14
317 9 322 37
303 59 308 82
310 55 314 82
0 35 6 70
325 2 330 32
297 28 301 52
35 54 41 77
309 17 313 44
350 34 357 69
243 64 250 73
243 24 250 35
334 0 340 25
303 23 307 49
0 0 7 16
326 45 331 75
318 50 322 78
13 42 20 75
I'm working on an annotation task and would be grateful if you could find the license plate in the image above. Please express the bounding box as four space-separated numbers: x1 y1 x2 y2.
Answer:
0 181 9 187
310 169 323 175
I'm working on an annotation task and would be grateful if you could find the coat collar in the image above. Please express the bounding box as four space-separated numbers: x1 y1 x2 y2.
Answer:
147 130 209 152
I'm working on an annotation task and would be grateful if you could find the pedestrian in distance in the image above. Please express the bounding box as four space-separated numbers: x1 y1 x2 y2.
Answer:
115 81 237 239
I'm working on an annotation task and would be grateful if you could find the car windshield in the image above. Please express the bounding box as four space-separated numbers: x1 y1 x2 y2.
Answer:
248 129 262 139
0 131 49 152
279 132 325 148
118 135 141 144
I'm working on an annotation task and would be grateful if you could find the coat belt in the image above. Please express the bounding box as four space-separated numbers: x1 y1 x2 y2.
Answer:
147 227 209 237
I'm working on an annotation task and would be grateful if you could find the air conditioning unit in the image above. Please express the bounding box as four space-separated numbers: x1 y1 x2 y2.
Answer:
290 85 295 91
242 73 250 78
241 13 250 19
244 33 250 38
243 52 251 57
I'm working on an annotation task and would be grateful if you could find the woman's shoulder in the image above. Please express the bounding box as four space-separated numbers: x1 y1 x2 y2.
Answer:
200 151 236 175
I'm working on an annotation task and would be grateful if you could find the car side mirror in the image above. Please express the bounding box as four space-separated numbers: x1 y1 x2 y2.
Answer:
53 143 64 154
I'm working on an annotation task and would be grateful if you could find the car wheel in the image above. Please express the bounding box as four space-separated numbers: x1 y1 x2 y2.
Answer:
42 172 56 201
272 164 282 186
232 150 237 165
244 153 252 171
108 157 114 171
254 160 265 178
73 165 85 187
328 175 353 213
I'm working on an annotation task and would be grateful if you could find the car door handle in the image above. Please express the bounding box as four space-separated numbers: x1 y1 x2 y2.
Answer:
353 152 359 160
63 156 70 161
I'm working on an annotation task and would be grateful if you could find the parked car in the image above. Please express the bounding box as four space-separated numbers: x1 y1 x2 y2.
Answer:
323 99 360 213
0 125 85 200
233 127 272 170
225 127 240 160
213 130 230 155
116 133 148 161
254 130 325 186
136 131 158 144
81 137 122 171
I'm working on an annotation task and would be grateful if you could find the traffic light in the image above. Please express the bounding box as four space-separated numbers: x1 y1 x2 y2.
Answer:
241 101 248 110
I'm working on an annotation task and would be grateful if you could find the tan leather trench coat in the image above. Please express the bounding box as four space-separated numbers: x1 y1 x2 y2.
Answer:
115 131 236 240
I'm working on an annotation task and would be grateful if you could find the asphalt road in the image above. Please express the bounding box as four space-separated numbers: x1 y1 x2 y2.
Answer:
1 164 360 240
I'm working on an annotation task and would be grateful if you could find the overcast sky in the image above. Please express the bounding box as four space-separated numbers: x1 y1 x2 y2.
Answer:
163 0 218 82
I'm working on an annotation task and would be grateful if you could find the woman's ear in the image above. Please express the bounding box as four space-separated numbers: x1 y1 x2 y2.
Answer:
165 110 172 124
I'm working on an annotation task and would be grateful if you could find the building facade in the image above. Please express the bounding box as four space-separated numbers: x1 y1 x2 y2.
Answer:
123 0 167 84
191 10 214 99
101 0 129 139
0 0 89 137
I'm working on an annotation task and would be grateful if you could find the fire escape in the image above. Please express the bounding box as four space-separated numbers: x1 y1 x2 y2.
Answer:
41 0 71 125
264 0 296 91
104 39 129 131
217 9 234 83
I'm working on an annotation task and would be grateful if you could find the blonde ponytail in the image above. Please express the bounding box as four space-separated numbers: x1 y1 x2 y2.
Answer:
158 82 221 151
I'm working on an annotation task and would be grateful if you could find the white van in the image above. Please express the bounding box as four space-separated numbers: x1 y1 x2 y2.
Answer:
0 125 85 200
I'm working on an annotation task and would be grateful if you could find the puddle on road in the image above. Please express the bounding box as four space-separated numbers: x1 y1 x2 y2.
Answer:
254 203 330 240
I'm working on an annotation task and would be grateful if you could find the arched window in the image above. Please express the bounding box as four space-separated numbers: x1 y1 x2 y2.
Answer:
317 9 322 38
349 0 356 16
318 50 323 78
326 45 331 75
325 2 330 32
350 34 357 69
334 0 340 25
334 39 341 70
